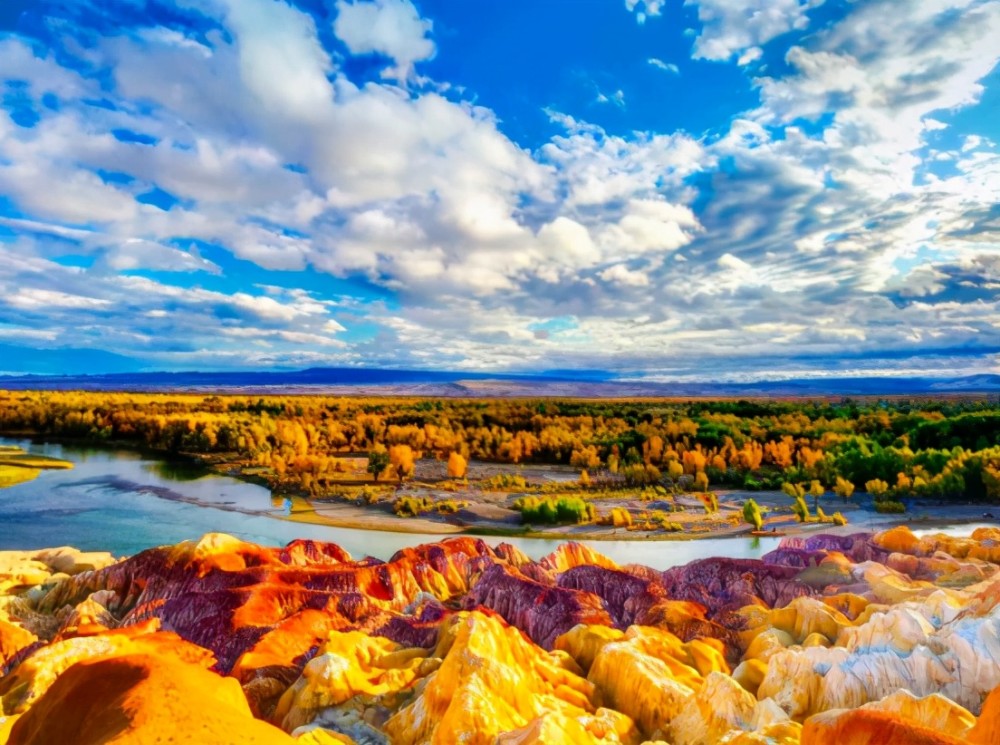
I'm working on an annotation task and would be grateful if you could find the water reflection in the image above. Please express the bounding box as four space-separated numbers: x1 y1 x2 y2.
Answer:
143 460 210 482
0 437 990 569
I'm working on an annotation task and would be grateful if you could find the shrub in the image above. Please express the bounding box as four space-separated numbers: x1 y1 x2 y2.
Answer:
831 511 848 526
792 494 810 522
513 496 594 524
482 473 528 491
698 492 719 514
743 499 763 531
393 495 433 517
874 500 906 514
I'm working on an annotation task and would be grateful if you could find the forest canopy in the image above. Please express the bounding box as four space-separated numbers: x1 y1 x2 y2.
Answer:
1 391 998 502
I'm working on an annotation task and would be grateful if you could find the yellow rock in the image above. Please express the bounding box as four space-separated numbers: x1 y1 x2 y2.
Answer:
861 563 937 604
294 728 356 744
731 659 768 697
29 548 115 576
384 611 638 745
820 593 869 621
0 713 21 744
837 606 934 654
555 624 626 673
718 721 801 744
766 597 851 644
498 708 641 744
274 630 430 731
587 626 727 737
742 629 795 663
539 543 619 574
669 672 756 745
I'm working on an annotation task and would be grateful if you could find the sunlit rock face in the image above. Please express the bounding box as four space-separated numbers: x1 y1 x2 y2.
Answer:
3 526 1000 743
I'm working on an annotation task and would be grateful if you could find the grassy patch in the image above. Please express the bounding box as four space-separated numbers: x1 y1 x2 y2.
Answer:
0 451 73 470
0 465 40 488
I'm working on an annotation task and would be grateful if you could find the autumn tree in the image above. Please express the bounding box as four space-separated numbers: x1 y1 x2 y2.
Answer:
865 478 889 500
389 444 415 481
693 471 709 492
833 476 855 503
447 451 468 479
808 479 825 513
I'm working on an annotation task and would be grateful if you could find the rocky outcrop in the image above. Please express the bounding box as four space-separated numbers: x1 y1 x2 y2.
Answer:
2 528 1000 743
6 651 294 744
384 611 639 745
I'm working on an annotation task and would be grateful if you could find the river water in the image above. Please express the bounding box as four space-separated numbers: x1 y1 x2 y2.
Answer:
0 438 985 569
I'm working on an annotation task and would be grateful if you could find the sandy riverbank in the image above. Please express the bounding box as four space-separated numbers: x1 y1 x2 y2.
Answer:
271 483 1000 543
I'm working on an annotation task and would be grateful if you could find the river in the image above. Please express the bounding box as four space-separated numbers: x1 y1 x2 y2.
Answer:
0 438 988 569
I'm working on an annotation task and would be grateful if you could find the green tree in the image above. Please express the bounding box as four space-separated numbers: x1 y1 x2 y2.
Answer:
367 450 390 481
743 499 763 531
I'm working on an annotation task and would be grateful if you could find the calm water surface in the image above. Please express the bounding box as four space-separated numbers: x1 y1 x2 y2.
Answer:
0 438 984 569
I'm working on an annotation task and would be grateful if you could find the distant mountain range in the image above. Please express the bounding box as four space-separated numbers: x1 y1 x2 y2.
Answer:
0 367 997 397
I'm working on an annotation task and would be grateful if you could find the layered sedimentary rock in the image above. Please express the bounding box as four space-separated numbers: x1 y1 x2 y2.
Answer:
2 526 1000 743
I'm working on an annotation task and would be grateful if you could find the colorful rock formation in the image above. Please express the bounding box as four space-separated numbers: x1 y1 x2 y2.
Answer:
2 526 1000 743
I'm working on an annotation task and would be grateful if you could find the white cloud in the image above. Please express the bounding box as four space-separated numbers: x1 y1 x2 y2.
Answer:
688 0 824 62
736 46 763 66
334 0 435 81
648 57 679 74
8 288 112 310
599 263 651 287
596 89 627 107
625 0 665 24
0 0 997 377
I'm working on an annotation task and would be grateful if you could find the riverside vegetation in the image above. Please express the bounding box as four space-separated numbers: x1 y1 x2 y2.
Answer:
1 391 999 536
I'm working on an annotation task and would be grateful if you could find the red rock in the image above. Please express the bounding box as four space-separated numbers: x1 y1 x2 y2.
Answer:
660 558 813 619
464 563 614 648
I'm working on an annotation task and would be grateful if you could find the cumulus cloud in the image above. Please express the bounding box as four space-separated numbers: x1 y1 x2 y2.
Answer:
0 0 996 377
688 0 825 62
333 0 435 81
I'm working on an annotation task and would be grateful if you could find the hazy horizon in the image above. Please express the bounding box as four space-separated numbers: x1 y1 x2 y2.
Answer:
0 1 998 380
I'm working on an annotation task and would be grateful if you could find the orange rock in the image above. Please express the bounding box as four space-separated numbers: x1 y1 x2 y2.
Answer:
6 652 293 744
0 620 36 667
874 526 923 555
969 684 1000 745
0 625 202 716
801 708 968 745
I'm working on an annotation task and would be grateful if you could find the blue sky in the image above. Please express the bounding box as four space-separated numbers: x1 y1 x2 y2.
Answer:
0 0 998 379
